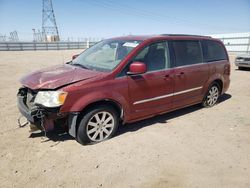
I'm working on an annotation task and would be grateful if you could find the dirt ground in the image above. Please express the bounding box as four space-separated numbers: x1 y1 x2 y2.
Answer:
0 50 249 188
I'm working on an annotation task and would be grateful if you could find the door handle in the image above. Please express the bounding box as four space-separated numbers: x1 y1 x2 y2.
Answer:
164 74 172 80
176 72 184 77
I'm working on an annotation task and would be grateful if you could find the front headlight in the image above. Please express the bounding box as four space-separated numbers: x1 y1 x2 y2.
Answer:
34 91 68 108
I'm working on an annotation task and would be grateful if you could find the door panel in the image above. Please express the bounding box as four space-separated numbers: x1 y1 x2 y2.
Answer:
126 41 174 120
170 40 209 109
173 64 209 109
128 69 174 120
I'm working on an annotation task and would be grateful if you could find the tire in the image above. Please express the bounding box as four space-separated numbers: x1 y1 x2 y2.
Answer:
202 83 220 107
76 105 119 145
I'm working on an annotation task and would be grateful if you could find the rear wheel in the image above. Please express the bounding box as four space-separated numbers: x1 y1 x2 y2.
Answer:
76 105 119 145
202 84 220 107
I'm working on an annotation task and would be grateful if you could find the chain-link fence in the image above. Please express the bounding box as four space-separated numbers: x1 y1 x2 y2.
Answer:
219 36 250 54
1 35 250 53
0 41 98 51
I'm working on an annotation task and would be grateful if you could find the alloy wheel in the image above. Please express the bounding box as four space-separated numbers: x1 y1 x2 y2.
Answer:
86 111 115 142
206 85 219 106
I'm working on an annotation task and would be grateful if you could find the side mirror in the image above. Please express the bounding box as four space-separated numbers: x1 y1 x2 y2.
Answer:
72 54 79 60
127 62 147 75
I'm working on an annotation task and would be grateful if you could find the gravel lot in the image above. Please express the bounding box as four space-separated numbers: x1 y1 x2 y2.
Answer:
0 50 249 188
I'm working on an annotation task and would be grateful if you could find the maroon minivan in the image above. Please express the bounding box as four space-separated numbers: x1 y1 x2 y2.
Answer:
17 34 230 145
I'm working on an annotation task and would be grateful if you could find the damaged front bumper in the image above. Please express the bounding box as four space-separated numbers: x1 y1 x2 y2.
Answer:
17 88 79 137
17 91 60 132
17 93 39 124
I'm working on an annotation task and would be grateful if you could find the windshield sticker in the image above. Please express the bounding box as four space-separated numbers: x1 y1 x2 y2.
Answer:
123 42 139 48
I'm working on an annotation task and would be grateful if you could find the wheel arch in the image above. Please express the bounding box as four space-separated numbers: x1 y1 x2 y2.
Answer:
74 99 124 136
213 79 223 94
79 99 123 119
204 73 224 95
202 77 223 104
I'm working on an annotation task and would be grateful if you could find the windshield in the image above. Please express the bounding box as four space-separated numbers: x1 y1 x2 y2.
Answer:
71 39 141 72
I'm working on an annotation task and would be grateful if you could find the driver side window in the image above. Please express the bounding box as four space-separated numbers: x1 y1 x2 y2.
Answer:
117 41 170 77
134 41 170 72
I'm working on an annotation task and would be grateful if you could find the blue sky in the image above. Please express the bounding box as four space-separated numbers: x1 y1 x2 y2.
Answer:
0 0 250 41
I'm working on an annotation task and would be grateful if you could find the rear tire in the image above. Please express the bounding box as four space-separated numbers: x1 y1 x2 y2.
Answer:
202 83 220 107
76 105 119 145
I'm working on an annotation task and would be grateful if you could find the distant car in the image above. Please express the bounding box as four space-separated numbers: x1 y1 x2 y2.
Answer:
235 54 250 69
17 34 230 145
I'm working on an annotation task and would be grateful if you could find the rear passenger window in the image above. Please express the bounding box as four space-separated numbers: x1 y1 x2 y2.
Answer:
202 40 227 62
172 41 202 67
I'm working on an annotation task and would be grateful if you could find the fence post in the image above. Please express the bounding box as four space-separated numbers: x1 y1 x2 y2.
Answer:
6 43 9 51
87 39 90 49
20 43 23 51
247 36 250 54
67 41 70 50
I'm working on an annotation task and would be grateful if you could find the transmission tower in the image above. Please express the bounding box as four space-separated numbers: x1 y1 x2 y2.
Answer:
0 34 7 42
42 0 60 42
33 29 43 42
9 31 19 41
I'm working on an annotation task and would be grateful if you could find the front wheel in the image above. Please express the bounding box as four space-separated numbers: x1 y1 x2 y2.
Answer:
202 84 220 107
76 105 119 145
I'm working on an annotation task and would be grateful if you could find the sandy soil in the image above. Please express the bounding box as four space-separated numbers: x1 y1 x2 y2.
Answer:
0 50 249 188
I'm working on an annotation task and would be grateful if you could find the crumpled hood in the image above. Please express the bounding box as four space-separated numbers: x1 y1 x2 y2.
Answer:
20 64 101 90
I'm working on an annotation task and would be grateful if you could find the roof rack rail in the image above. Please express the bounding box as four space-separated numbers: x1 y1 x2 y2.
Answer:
160 34 211 38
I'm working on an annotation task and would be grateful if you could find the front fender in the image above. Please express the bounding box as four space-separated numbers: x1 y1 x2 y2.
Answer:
60 90 131 121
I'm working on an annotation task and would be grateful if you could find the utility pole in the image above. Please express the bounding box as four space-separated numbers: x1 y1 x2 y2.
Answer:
42 0 60 42
32 29 37 42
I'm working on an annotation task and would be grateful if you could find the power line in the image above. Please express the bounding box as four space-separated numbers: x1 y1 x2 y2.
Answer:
108 0 242 32
89 0 242 33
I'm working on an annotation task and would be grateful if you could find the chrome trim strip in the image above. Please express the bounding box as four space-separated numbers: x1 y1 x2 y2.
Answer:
134 93 173 105
174 86 203 95
133 86 203 105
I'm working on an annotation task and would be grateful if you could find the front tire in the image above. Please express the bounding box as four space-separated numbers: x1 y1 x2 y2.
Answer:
202 84 220 107
76 105 119 145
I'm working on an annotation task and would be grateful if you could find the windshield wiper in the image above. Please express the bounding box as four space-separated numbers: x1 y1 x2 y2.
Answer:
71 63 89 70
